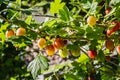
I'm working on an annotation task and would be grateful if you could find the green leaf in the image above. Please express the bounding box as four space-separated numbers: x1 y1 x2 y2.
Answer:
16 0 21 8
96 50 105 62
43 19 57 27
85 26 104 40
64 73 80 80
25 15 32 25
67 44 79 50
59 6 70 21
101 68 114 80
13 19 28 28
77 53 89 64
76 28 85 36
50 0 65 14
55 0 61 4
110 0 120 5
0 22 9 43
114 7 120 18
74 40 88 46
0 0 4 4
0 33 5 43
27 54 48 79
89 2 98 14
104 7 116 20
31 1 47 8
0 22 9 31
81 0 92 9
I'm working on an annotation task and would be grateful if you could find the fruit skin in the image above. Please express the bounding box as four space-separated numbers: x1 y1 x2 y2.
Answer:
105 7 112 14
107 30 112 36
116 45 120 54
87 16 96 26
107 22 120 36
88 50 97 59
105 56 111 61
6 29 15 38
16 27 26 36
105 39 114 51
53 38 65 49
37 38 46 49
71 48 80 57
46 45 55 56
59 47 68 58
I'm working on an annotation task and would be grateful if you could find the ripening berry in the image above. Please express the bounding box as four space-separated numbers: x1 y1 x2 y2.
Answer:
6 29 15 38
88 50 97 59
37 38 46 49
46 45 55 56
16 27 26 36
87 16 97 27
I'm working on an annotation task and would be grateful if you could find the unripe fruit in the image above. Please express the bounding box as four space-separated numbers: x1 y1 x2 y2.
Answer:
53 38 65 49
71 48 80 57
87 16 96 26
46 45 55 56
88 50 97 59
59 47 68 58
6 29 15 38
105 39 114 51
16 27 26 36
37 38 46 49
105 7 112 14
116 45 120 54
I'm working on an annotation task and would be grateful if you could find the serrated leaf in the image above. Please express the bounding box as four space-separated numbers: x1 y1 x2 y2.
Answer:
59 6 70 21
77 53 89 64
89 2 98 14
50 0 65 14
27 54 48 79
86 26 104 40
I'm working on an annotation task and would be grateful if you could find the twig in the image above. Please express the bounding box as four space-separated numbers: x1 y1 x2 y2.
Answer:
33 14 57 18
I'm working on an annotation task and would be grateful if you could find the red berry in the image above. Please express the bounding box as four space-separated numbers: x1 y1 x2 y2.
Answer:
88 50 97 59
53 38 65 49
105 7 112 14
107 21 120 36
107 30 112 36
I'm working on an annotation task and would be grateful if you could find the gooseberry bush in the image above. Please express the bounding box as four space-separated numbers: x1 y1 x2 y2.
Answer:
1 0 120 80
